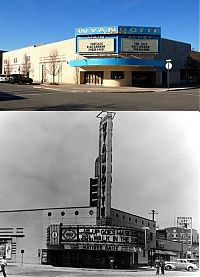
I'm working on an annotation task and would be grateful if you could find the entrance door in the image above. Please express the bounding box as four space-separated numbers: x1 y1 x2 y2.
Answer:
132 71 156 87
134 252 139 266
84 72 104 85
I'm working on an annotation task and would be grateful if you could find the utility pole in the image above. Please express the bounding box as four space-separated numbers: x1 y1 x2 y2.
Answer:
149 209 158 221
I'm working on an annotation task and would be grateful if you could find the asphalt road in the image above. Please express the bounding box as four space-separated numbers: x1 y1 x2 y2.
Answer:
6 265 200 277
0 83 199 111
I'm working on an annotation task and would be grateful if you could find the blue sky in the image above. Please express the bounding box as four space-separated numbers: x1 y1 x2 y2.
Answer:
1 0 199 51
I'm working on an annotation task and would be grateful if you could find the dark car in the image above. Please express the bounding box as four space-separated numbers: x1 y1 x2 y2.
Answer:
9 74 33 84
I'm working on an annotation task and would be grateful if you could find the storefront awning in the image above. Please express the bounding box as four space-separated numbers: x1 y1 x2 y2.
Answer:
70 58 165 68
154 250 166 255
164 251 177 256
154 250 177 256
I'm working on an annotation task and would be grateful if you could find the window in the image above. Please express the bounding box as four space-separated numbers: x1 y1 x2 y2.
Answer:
143 250 145 257
135 219 137 223
27 56 31 61
14 58 17 63
150 232 153 240
116 213 118 218
111 71 125 80
142 220 144 225
123 215 125 220
129 217 131 221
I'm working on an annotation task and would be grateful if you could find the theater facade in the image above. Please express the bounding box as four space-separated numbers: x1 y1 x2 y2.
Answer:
0 207 156 268
0 112 157 268
2 26 191 87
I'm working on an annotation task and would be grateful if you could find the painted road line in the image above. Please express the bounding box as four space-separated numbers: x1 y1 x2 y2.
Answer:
32 86 62 91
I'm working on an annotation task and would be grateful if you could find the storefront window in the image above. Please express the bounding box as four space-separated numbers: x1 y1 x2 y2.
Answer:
111 71 125 80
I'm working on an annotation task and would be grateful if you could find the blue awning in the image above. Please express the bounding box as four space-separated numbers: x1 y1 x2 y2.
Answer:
70 58 165 68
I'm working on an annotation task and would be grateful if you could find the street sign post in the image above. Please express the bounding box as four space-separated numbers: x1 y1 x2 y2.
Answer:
165 59 172 89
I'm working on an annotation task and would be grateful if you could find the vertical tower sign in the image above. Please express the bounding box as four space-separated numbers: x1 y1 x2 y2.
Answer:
97 112 116 225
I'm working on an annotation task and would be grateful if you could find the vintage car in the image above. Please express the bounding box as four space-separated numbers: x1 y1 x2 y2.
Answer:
165 259 199 271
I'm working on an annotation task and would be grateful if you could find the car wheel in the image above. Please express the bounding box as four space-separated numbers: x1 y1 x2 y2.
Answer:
188 267 193 271
165 265 172 270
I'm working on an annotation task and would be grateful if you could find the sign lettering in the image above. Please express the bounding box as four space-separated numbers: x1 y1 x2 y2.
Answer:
76 26 161 36
78 38 115 53
63 243 142 253
122 38 158 53
61 226 145 247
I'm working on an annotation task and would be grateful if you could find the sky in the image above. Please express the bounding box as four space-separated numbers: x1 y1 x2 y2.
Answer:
0 111 199 231
0 0 199 51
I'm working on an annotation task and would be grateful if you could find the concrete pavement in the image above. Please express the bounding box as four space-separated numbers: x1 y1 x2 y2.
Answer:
5 264 199 277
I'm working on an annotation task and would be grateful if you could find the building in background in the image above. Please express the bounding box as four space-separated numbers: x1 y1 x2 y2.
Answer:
0 50 7 74
2 26 192 87
155 225 199 261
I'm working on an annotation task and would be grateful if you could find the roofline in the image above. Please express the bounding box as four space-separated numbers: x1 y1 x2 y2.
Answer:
161 37 191 47
0 205 93 213
3 38 75 53
111 207 156 222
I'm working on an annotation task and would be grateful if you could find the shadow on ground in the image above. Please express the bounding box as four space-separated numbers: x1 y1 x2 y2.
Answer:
34 102 119 111
0 91 25 102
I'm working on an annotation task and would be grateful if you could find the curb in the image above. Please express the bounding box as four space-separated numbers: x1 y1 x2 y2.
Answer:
35 84 199 94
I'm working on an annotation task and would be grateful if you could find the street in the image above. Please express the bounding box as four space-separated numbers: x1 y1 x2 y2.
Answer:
5 265 200 277
0 83 199 111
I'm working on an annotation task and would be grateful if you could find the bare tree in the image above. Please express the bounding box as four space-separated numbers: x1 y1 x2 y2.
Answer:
5 58 13 75
48 49 62 84
184 51 200 83
21 54 31 77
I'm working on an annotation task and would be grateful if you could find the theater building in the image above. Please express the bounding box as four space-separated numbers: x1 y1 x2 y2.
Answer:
0 112 157 268
2 26 191 87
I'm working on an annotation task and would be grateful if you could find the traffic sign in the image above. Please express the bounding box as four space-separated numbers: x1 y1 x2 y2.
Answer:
165 62 172 70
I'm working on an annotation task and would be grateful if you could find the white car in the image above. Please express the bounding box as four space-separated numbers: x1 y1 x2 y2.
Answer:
0 74 9 82
165 259 199 271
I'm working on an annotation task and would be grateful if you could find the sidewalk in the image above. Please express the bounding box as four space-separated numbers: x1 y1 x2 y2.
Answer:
35 83 200 93
7 262 155 272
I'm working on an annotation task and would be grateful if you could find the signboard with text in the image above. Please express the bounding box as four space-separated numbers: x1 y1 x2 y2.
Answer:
78 38 115 53
76 26 161 36
177 217 192 229
61 226 145 247
122 38 158 53
63 243 142 253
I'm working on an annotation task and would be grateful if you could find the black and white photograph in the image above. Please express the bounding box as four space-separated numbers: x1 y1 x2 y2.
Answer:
0 111 199 276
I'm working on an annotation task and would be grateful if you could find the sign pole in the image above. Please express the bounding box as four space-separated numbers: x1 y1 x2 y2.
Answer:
167 68 170 89
190 217 193 258
165 59 172 90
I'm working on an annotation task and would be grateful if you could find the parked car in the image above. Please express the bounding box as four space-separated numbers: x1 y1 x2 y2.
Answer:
165 259 199 271
9 74 33 84
0 74 10 82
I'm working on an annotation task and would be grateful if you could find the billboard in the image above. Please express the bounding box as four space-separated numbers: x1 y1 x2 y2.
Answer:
177 217 192 229
122 38 158 53
78 38 115 53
